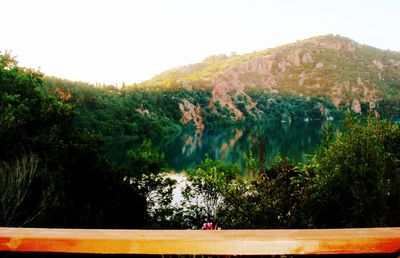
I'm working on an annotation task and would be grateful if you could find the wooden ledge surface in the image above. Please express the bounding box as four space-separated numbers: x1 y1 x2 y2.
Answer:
0 227 399 255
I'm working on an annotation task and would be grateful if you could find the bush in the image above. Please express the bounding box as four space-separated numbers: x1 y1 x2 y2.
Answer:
303 113 400 227
179 156 241 227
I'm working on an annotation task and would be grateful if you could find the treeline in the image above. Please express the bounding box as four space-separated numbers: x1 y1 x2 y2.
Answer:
44 77 400 135
44 76 210 139
44 77 338 133
1 52 400 230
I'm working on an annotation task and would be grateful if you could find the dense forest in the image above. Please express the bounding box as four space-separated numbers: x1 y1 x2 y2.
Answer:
1 49 400 232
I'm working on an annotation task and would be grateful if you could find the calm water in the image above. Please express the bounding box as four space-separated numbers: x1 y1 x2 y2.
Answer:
161 121 323 175
107 121 325 176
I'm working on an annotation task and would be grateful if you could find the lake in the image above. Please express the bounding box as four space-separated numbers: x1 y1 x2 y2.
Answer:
107 120 325 177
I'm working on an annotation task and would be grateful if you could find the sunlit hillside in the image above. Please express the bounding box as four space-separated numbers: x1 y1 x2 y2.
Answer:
142 35 400 120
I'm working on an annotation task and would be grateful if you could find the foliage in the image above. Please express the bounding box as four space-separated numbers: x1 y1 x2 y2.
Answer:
377 98 400 120
0 52 75 163
251 156 310 228
249 92 339 122
133 172 177 229
210 156 309 229
127 140 168 177
179 156 240 226
0 52 148 228
44 76 190 139
303 113 400 227
125 140 178 229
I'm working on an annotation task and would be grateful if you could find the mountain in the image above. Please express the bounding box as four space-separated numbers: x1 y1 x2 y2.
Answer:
141 34 400 123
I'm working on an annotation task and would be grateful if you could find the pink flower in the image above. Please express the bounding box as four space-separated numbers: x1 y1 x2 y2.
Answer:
201 222 221 230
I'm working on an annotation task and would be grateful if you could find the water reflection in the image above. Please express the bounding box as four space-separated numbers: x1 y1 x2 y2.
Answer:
160 121 324 176
105 121 325 177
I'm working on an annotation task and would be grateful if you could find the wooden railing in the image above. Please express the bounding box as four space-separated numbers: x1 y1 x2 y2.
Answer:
0 227 399 255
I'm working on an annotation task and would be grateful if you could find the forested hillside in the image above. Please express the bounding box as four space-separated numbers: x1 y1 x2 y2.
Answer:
143 34 400 125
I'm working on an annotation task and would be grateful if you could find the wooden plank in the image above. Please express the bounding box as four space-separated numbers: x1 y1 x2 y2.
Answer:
0 227 399 255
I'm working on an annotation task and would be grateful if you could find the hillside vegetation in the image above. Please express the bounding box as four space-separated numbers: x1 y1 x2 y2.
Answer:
142 34 400 125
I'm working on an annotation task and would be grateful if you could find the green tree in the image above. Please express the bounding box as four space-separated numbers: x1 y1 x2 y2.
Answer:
303 113 400 227
252 156 308 228
0 52 75 163
126 140 177 229
127 140 168 177
180 156 240 227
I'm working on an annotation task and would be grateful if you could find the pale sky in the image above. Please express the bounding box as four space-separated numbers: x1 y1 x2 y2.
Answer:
1 0 399 85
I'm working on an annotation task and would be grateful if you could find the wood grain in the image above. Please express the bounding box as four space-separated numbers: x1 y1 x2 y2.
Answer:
0 227 399 255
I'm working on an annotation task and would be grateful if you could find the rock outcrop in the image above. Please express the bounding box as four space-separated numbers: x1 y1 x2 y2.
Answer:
179 99 204 130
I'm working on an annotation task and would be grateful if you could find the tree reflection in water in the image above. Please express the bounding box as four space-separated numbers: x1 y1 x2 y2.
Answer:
162 121 325 176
